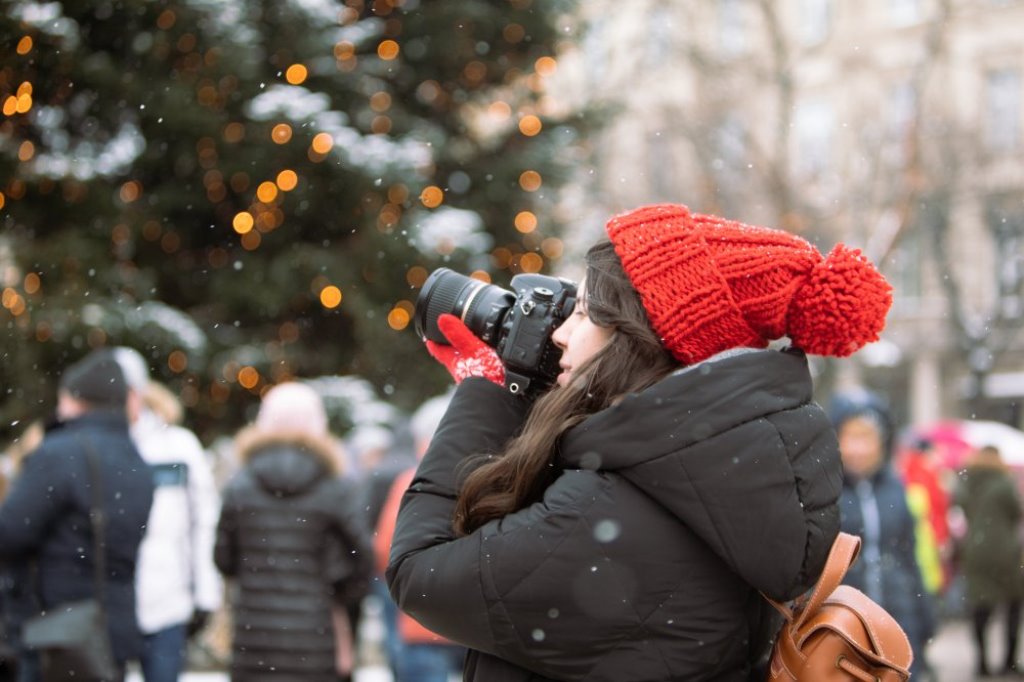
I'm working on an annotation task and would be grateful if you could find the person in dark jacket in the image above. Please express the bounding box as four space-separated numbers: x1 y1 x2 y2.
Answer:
214 382 373 682
831 389 936 680
387 203 894 682
0 349 155 681
956 444 1024 677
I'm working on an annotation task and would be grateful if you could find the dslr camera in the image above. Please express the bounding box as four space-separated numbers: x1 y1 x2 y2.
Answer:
414 267 577 395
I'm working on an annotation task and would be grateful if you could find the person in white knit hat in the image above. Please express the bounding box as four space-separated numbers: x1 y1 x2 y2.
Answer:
113 347 223 682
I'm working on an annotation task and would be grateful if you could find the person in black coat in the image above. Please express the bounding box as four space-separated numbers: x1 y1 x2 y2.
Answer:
830 389 936 679
214 382 373 682
0 349 155 681
387 203 894 682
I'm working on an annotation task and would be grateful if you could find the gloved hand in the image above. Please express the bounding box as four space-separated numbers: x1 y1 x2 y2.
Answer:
426 314 505 387
187 609 211 638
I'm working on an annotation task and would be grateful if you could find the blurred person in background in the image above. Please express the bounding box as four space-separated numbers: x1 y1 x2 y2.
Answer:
896 437 952 597
956 444 1024 678
831 389 936 681
0 349 155 681
373 393 462 682
0 422 44 682
113 347 223 682
214 382 373 682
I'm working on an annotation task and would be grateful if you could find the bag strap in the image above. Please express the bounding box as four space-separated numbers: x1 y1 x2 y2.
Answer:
763 532 861 626
82 440 108 605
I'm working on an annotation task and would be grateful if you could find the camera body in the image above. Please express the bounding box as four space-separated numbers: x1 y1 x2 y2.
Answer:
414 268 577 395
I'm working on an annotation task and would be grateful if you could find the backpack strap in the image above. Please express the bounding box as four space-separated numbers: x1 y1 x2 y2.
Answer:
763 532 861 626
794 532 860 628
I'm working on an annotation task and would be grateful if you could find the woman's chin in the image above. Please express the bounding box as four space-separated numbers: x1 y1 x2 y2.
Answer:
555 371 570 387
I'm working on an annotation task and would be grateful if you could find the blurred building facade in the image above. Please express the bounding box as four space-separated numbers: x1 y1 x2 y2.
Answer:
552 0 1024 430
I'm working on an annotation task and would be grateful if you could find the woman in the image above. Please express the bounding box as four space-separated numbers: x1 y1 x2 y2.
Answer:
956 445 1024 677
387 203 893 681
830 389 936 679
214 382 373 682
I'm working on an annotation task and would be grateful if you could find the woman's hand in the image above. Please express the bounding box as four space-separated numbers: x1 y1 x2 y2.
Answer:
425 313 506 387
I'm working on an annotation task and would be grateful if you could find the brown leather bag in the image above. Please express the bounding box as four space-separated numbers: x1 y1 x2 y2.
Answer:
765 532 913 681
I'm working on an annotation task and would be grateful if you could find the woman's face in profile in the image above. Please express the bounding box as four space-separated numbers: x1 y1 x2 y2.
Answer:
837 416 885 478
551 278 613 387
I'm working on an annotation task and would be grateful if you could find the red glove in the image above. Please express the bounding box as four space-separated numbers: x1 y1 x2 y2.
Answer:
425 314 505 387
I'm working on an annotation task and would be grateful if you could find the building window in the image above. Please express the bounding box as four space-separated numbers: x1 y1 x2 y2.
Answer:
793 98 834 177
718 0 746 57
985 68 1021 152
800 0 833 45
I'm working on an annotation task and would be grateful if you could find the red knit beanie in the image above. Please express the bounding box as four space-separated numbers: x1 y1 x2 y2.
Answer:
605 203 893 365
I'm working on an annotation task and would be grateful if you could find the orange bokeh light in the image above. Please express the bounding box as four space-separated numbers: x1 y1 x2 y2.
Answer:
320 285 343 308
271 123 293 144
519 170 542 192
378 40 400 60
420 185 444 208
276 169 298 191
285 64 308 85
519 115 542 137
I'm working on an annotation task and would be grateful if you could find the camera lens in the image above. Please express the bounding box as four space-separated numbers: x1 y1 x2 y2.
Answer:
414 268 514 345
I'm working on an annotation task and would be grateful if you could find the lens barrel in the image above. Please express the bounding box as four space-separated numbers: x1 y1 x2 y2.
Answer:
414 268 514 346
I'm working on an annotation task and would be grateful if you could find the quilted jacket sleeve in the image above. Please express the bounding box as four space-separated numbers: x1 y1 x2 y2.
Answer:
385 378 530 655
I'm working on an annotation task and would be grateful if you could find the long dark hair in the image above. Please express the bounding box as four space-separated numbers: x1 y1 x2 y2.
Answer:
453 240 680 535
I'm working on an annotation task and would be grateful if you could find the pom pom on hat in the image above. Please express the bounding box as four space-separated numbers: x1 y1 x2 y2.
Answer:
787 244 893 357
605 203 893 364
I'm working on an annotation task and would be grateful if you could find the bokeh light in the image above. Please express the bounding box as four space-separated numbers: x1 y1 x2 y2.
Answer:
406 266 428 287
311 132 334 154
23 273 40 294
519 115 542 136
276 169 298 191
120 180 142 203
420 185 444 208
535 56 557 76
519 170 542 191
520 252 544 273
271 123 293 144
256 181 278 203
388 307 410 330
515 211 538 233
237 366 260 389
285 64 308 85
320 285 343 308
232 212 254 234
16 37 32 55
378 40 400 60
168 350 188 373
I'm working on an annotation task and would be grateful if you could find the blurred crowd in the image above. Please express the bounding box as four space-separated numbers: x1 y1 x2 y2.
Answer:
1 348 1023 682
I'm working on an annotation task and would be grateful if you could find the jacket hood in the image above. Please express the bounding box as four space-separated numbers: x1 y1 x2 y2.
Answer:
558 347 842 600
234 426 340 496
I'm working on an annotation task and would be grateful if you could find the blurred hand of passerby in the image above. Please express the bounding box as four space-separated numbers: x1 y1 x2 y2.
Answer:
187 609 211 639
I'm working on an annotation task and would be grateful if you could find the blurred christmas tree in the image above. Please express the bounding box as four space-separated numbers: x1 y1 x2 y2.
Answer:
0 0 582 441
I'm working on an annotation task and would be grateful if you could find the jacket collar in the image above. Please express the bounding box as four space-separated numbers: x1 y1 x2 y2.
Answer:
558 347 814 471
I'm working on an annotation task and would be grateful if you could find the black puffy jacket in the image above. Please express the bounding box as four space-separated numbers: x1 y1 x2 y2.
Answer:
387 348 843 682
0 411 155 664
214 429 373 682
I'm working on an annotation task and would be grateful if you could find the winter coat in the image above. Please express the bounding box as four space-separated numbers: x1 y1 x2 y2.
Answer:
387 348 844 682
956 462 1024 605
132 409 222 634
839 467 936 658
214 428 374 682
0 411 155 663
